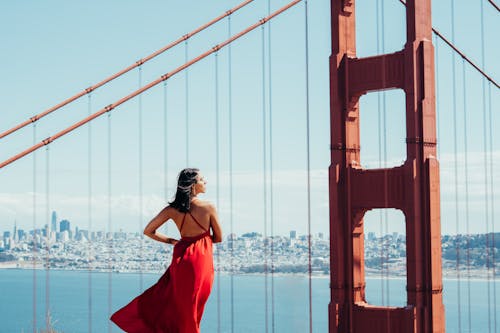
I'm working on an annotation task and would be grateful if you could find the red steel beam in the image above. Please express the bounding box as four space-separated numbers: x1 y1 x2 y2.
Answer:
0 0 255 140
0 0 302 170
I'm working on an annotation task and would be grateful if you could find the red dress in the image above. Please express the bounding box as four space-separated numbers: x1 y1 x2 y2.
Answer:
110 211 214 333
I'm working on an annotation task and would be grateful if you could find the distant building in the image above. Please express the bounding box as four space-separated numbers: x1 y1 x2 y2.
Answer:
3 231 11 250
60 220 70 233
290 230 297 240
13 222 17 241
51 211 57 232
17 229 25 241
318 232 324 240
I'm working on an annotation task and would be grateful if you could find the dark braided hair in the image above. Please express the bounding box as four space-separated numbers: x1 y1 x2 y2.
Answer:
169 168 199 213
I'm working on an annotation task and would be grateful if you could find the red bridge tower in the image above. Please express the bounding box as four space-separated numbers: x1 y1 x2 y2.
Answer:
328 0 445 332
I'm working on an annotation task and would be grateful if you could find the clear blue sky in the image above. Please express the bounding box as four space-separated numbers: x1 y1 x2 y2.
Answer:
0 0 498 238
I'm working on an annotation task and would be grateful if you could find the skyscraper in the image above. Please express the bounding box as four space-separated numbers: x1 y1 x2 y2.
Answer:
51 211 57 232
60 220 70 233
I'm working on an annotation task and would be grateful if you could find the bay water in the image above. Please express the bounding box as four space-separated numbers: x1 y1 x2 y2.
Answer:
0 269 498 332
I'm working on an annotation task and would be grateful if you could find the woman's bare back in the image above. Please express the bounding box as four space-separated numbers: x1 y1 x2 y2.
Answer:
171 200 213 237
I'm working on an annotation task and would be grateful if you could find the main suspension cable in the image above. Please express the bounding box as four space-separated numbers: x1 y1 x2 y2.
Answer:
395 0 499 89
0 0 303 170
0 0 256 140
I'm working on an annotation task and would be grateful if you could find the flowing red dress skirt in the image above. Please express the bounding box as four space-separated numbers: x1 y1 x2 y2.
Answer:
110 230 214 333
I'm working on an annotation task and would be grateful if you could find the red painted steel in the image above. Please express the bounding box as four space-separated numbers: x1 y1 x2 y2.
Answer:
0 0 255 140
328 0 445 332
396 0 499 89
0 0 302 170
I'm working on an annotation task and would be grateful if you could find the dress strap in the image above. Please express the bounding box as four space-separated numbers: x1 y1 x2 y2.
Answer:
187 211 209 232
179 212 188 232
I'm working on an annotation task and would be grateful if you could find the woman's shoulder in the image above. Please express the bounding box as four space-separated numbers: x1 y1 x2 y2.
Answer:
192 199 216 211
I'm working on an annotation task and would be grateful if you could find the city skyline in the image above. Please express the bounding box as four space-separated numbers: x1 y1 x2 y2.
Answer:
0 0 498 238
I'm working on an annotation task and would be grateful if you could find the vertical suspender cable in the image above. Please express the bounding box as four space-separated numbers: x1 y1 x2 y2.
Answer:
107 112 113 333
227 14 235 333
451 0 462 330
480 2 494 332
376 0 385 306
214 52 222 333
380 0 390 305
435 35 441 159
461 60 472 332
487 81 497 333
163 82 169 236
45 146 50 330
304 0 313 331
261 22 269 333
267 0 276 332
87 94 93 333
138 66 144 292
32 124 38 333
185 41 190 166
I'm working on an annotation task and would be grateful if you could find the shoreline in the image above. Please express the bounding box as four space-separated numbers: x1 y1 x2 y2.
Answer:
1 261 498 281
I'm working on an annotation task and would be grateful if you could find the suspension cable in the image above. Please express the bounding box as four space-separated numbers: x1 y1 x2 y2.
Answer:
461 59 472 332
32 123 37 333
163 81 169 237
0 0 303 170
486 0 500 12
214 52 222 333
304 0 313 331
487 81 497 333
481 1 494 331
375 0 385 306
395 0 499 89
380 0 390 305
435 34 441 159
267 0 276 331
451 1 462 329
138 66 144 292
44 145 50 331
107 112 113 333
87 93 93 333
227 13 235 333
185 41 190 167
260 22 269 333
0 0 256 140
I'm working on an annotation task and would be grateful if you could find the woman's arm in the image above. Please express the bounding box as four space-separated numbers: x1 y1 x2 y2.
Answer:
209 204 223 243
143 206 178 245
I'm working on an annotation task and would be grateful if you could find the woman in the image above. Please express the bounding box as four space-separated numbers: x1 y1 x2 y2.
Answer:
111 168 223 333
